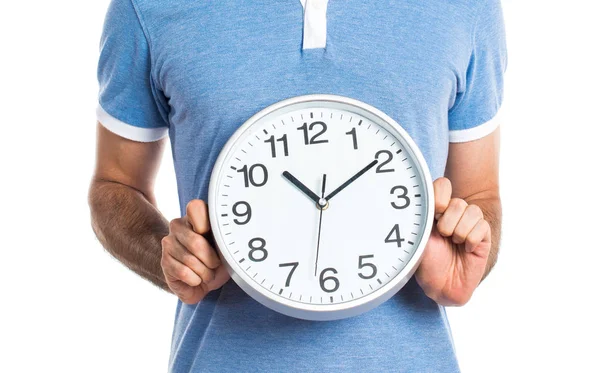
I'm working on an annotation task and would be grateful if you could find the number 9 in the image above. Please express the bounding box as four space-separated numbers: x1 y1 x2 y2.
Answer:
232 201 252 225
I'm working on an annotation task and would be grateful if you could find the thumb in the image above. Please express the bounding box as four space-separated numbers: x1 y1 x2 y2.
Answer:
186 199 211 235
433 177 452 220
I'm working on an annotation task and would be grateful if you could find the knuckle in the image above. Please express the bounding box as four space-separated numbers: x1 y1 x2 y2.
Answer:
206 254 221 269
436 221 453 237
175 266 190 281
188 235 206 254
454 225 472 243
169 218 181 232
188 277 202 287
161 236 170 249
453 231 467 244
465 233 478 247
181 253 198 269
435 199 447 210
449 198 467 211
466 204 483 218
160 256 168 270
190 238 219 268
481 219 491 232
199 266 216 282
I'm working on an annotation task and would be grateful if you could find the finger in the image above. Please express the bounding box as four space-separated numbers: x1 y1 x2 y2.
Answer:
452 204 484 245
465 219 491 254
186 199 211 235
170 219 221 269
167 237 216 284
161 253 203 287
167 278 207 305
433 177 452 220
436 198 468 237
206 265 231 291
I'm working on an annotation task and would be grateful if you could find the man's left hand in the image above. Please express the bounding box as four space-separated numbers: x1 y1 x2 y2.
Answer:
415 177 492 306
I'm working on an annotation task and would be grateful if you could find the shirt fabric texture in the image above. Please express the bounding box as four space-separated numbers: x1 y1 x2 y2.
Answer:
96 0 507 372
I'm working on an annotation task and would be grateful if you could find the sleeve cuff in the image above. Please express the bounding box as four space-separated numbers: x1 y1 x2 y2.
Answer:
96 104 168 142
448 106 503 143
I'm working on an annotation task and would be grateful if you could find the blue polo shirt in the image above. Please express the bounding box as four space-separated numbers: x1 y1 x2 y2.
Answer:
96 0 507 371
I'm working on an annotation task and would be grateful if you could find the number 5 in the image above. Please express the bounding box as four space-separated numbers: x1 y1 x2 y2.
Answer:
358 255 377 280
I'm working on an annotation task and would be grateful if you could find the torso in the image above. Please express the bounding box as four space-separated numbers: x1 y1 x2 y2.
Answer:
133 1 478 371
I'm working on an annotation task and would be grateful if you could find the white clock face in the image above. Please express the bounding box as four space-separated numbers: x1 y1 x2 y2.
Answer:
209 95 434 320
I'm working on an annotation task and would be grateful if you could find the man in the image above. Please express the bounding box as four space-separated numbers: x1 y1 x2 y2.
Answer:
89 0 506 371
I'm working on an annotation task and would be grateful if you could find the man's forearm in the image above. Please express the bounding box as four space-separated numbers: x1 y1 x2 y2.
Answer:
88 179 170 291
465 196 502 281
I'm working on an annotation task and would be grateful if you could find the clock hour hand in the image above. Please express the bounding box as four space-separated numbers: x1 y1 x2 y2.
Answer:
282 171 321 204
324 159 378 201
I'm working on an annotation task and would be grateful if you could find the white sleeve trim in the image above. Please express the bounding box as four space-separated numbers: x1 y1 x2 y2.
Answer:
448 106 503 143
96 104 168 142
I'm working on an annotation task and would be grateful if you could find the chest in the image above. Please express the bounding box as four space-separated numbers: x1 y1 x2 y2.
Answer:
149 1 471 132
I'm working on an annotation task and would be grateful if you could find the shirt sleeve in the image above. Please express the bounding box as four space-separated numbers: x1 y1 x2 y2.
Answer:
448 0 508 143
96 0 169 142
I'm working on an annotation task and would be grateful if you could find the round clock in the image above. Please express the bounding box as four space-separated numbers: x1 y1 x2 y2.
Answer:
208 94 434 321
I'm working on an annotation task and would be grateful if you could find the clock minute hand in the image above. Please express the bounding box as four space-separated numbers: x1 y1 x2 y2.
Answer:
324 159 378 201
282 171 321 204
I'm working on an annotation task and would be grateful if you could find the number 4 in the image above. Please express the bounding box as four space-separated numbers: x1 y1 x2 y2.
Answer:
384 224 405 247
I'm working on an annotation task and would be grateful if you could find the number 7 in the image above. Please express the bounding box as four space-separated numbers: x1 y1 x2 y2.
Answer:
279 262 299 287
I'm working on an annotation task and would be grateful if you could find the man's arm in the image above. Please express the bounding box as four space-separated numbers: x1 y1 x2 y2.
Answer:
444 127 502 280
416 127 501 306
89 123 229 302
88 123 170 290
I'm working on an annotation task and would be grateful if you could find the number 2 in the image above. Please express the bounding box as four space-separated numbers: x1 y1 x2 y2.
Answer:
375 150 394 173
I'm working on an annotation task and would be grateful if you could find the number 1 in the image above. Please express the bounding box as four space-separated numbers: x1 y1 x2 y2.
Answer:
345 127 358 149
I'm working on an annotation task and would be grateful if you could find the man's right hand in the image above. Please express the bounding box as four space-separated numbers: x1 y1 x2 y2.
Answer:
161 199 230 304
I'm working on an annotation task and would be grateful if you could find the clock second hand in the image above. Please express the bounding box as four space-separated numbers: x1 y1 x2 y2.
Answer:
314 174 327 277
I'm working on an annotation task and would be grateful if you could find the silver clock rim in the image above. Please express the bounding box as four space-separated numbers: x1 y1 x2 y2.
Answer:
208 94 435 321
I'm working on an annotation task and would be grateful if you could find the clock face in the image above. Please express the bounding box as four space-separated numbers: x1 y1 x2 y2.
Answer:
208 95 434 320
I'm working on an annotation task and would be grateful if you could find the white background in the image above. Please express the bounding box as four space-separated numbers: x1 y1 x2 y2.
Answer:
0 1 598 372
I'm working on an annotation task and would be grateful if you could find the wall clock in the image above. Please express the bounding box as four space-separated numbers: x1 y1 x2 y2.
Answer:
208 94 434 320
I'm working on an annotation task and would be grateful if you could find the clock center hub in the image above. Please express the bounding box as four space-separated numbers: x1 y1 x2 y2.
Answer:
317 198 329 210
